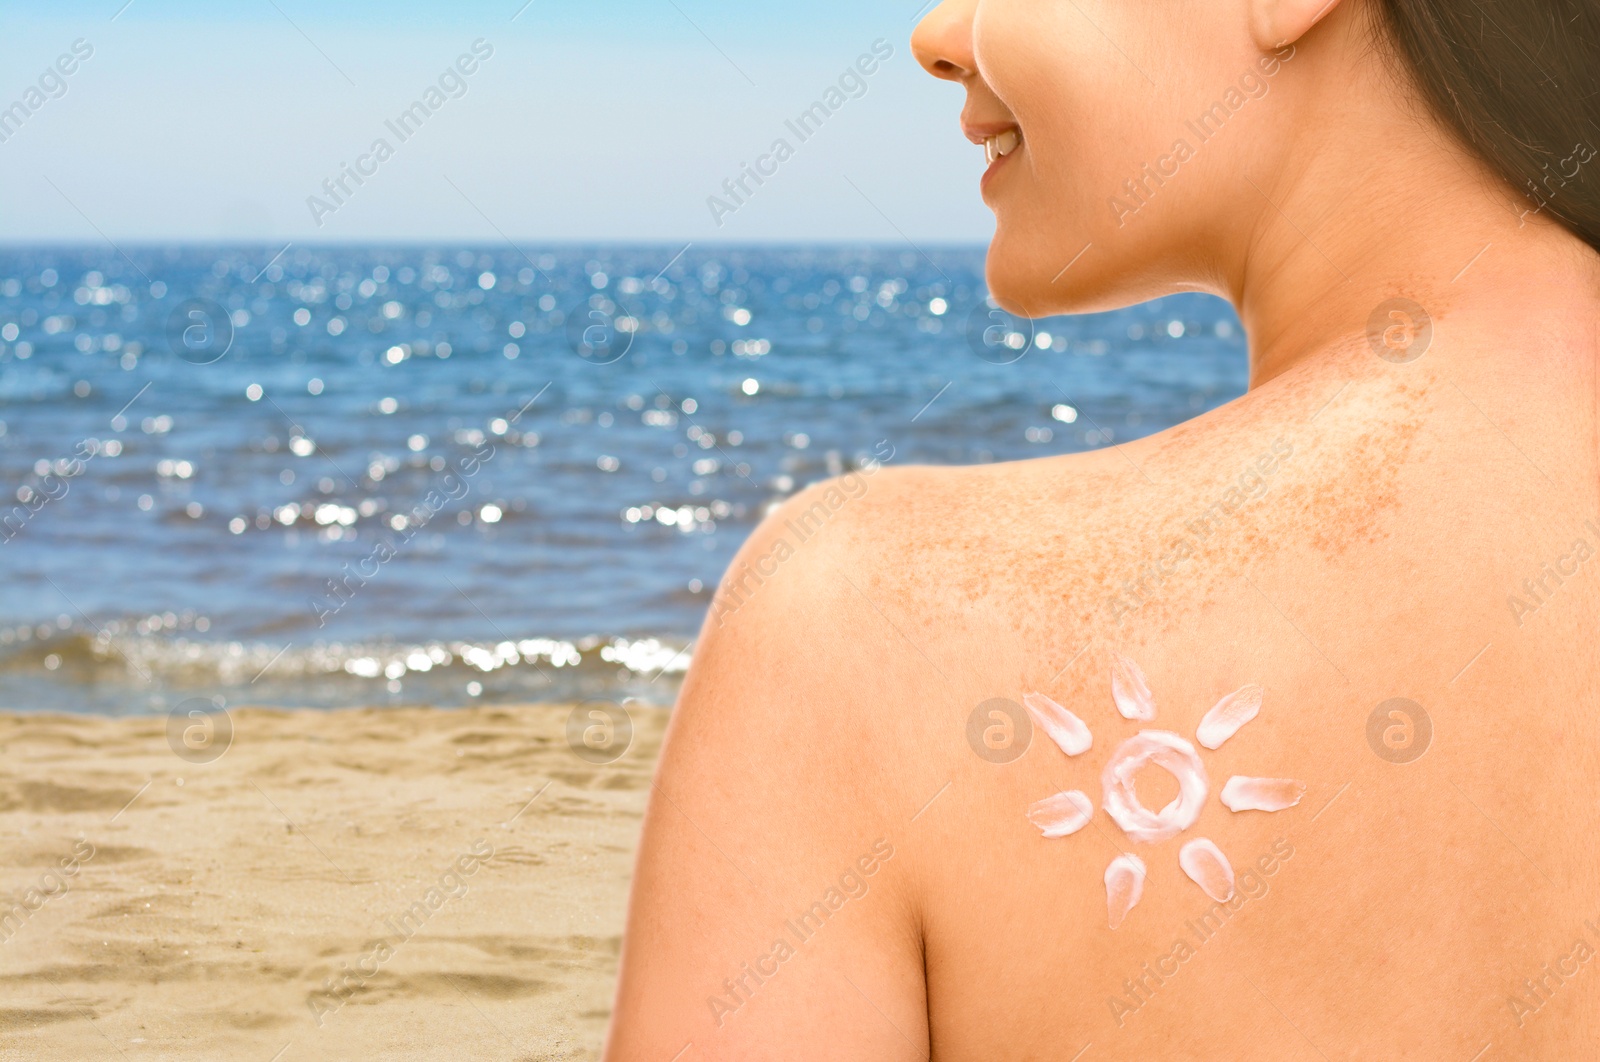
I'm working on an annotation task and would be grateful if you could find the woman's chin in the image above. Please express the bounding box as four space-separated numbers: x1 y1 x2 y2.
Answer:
985 227 1158 320
983 234 1078 319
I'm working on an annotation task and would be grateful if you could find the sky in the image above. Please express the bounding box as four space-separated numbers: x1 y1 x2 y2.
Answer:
0 0 996 244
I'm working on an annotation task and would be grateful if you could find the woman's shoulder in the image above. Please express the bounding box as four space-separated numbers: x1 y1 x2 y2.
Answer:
703 415 1297 639
714 449 1134 590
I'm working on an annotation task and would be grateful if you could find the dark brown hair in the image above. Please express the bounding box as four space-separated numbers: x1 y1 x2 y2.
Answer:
1378 0 1600 253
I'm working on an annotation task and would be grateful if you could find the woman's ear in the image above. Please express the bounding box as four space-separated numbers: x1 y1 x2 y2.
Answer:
1250 0 1346 50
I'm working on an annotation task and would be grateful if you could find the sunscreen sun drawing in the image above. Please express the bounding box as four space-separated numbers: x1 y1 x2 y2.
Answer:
1023 653 1306 930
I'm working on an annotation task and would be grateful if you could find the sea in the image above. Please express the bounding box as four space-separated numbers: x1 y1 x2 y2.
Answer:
0 245 1248 715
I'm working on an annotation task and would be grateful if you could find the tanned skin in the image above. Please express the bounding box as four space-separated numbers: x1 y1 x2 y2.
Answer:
606 0 1600 1056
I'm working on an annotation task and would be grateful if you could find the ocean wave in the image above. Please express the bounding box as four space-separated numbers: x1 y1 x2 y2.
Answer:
0 246 1246 716
0 624 692 716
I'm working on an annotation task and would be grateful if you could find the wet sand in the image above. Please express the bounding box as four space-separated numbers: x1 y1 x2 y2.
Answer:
0 702 664 1061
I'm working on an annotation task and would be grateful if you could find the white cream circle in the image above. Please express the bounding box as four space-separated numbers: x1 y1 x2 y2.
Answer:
1101 730 1210 843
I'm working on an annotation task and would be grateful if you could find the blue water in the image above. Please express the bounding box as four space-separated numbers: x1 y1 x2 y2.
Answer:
0 245 1247 714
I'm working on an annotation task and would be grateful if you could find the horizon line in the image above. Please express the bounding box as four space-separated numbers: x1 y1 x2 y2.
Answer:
0 238 994 250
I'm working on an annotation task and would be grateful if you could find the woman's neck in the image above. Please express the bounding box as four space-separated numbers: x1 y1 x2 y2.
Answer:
1218 37 1600 390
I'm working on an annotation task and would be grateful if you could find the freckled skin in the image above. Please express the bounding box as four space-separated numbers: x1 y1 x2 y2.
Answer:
606 0 1600 1055
607 311 1600 1059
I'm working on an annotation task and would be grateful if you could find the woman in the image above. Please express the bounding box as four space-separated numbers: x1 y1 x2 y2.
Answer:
608 0 1600 1056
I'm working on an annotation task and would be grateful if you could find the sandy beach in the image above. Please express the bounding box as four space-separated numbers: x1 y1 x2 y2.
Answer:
0 701 665 1061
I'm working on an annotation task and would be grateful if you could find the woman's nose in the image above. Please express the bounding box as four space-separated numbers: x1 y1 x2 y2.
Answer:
912 0 979 82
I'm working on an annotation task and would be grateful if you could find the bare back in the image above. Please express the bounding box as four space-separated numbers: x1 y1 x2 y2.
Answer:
607 293 1600 1057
